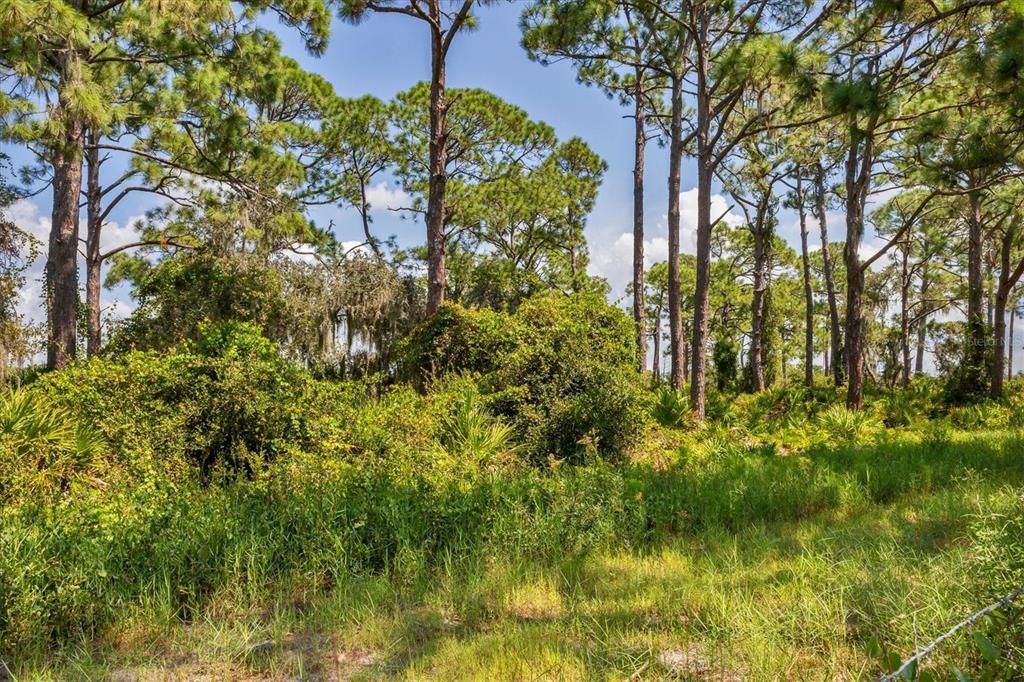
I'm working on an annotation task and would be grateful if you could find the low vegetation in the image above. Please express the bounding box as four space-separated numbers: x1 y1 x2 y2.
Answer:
1 308 1022 680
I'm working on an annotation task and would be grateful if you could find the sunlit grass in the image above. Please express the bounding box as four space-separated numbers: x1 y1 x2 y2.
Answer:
7 430 1023 680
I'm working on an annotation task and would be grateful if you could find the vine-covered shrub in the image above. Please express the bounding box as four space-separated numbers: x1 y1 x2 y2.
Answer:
32 322 312 484
487 293 647 463
401 293 648 463
398 303 524 381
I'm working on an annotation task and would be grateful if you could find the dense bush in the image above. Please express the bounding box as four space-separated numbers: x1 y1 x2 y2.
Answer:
486 293 648 463
31 322 312 484
0 389 106 504
403 293 648 463
107 254 289 353
398 303 524 381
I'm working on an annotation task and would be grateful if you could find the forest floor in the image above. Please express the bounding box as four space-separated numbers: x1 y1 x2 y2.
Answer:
20 431 1024 681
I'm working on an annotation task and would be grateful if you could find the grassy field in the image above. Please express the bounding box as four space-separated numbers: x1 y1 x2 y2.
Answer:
9 429 1024 681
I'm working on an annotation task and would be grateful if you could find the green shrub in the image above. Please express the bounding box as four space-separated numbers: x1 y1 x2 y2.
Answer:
32 322 312 483
403 294 648 463
949 401 1013 430
652 387 691 428
107 253 288 353
397 303 523 382
0 389 105 504
712 338 739 391
816 405 881 445
486 293 648 463
440 392 517 466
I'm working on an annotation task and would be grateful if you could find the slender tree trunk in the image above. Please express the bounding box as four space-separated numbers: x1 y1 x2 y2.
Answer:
797 172 814 387
993 286 1009 398
47 53 85 370
667 74 685 390
992 223 1021 398
85 129 104 357
966 192 988 391
682 318 689 384
843 130 871 410
652 306 662 382
1009 306 1015 379
632 74 647 373
900 243 911 386
915 267 930 375
749 212 768 392
814 163 843 386
690 27 712 420
425 27 448 314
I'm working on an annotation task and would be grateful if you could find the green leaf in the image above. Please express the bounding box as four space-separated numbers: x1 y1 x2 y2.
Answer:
900 659 917 680
951 665 976 682
973 632 1000 663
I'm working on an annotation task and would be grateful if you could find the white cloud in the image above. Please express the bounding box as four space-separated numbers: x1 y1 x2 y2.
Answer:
100 213 146 254
8 199 147 327
8 199 50 243
9 200 50 324
364 182 411 213
588 190 743 297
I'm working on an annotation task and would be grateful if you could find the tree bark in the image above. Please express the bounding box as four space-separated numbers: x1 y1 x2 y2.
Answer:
652 306 662 382
689 22 712 420
965 191 988 391
632 72 647 373
915 266 930 375
797 171 814 387
46 51 85 370
667 73 685 390
748 210 768 392
1009 306 1015 379
85 129 103 357
425 24 448 315
814 163 843 386
991 221 1022 398
843 125 871 410
900 242 911 386
993 287 1009 398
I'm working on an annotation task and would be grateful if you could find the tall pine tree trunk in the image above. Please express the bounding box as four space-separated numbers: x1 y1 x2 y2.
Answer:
992 222 1022 398
915 266 930 375
667 73 685 390
85 129 103 357
748 212 768 392
46 50 85 370
993 286 1009 398
814 163 843 386
965 192 988 394
632 73 647 373
689 27 712 420
425 28 449 315
797 172 814 387
843 129 871 410
652 307 662 383
900 243 911 386
1009 307 1015 379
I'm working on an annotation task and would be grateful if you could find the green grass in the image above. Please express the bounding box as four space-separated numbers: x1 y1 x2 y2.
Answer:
5 429 1024 680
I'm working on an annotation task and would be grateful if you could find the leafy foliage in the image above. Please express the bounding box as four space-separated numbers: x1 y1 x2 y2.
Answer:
0 389 105 504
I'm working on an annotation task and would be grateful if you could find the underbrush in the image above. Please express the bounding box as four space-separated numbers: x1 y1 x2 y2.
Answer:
4 428 1024 672
4 321 1024 677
